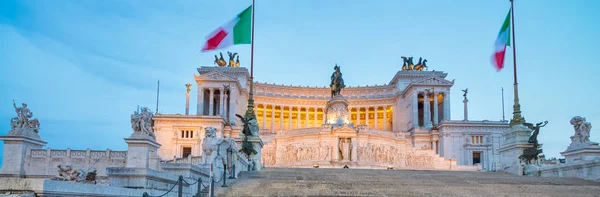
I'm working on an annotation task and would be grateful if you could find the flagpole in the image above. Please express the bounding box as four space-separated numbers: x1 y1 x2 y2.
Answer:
244 0 257 120
156 80 160 114
502 87 505 122
509 0 525 126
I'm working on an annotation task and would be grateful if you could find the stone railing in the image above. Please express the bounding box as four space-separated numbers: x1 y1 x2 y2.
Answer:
165 156 203 165
25 148 127 180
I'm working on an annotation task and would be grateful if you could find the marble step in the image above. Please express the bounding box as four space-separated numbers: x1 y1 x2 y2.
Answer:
215 168 600 197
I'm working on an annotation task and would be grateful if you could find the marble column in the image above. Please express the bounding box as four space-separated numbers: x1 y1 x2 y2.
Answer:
313 108 318 127
357 107 361 125
185 90 190 115
219 87 224 117
365 107 370 128
412 91 419 127
288 106 292 130
262 104 267 129
296 107 301 129
424 90 432 127
229 87 236 124
374 106 379 130
271 104 275 132
279 105 284 132
334 138 340 161
196 86 203 115
463 97 469 121
351 138 358 162
209 88 214 116
444 91 450 121
305 107 309 128
383 105 388 131
433 92 439 125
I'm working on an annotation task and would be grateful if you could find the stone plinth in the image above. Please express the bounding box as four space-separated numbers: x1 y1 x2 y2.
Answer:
124 134 160 169
0 128 47 177
325 95 350 126
235 135 264 171
498 124 532 175
106 167 191 193
561 140 600 163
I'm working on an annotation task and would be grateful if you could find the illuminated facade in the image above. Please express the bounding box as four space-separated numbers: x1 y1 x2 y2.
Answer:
153 66 509 171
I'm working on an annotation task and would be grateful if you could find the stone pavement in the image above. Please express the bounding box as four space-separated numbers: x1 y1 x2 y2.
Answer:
215 168 600 197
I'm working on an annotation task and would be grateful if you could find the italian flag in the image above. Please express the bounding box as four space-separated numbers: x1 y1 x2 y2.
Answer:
202 5 252 52
492 7 511 71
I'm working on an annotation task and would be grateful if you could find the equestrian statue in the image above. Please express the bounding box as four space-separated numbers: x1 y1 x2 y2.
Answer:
330 64 346 98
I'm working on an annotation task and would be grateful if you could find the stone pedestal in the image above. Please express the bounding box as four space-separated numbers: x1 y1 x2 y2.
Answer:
235 135 264 171
325 95 350 126
0 128 47 177
561 140 600 163
124 134 161 169
498 124 532 175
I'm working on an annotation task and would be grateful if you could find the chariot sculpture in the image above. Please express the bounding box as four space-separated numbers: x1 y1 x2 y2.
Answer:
401 56 428 71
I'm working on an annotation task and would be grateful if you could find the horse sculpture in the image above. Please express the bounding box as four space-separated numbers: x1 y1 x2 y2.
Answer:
330 64 346 98
414 58 428 71
214 53 226 67
227 51 238 67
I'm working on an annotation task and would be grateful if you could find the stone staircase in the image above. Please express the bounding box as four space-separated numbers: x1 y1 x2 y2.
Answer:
214 168 600 197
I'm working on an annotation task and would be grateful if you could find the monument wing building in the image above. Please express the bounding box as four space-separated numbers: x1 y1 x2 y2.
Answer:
153 65 509 171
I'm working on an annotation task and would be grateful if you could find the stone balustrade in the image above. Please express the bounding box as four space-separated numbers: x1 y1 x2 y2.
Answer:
24 148 127 180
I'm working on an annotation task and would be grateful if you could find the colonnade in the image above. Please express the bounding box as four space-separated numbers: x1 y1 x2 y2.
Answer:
412 90 450 127
196 87 232 120
254 104 394 133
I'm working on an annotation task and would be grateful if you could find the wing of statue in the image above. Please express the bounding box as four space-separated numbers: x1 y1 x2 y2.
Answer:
523 122 534 130
235 114 246 123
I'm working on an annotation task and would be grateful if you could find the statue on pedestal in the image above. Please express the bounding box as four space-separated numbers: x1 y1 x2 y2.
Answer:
130 107 155 139
519 121 548 165
200 127 236 179
570 116 592 144
461 88 469 100
10 100 40 133
330 64 346 98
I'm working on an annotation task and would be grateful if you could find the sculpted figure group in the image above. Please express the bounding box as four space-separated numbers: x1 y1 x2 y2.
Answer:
52 164 97 184
10 100 40 133
277 143 331 163
401 56 428 71
200 127 236 180
519 121 548 164
214 51 241 67
130 107 155 139
570 116 592 144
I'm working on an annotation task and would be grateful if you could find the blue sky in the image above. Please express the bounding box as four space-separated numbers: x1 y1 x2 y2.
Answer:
1 0 599 166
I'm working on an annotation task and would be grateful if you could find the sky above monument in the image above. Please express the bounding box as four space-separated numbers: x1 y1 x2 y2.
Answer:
1 0 599 166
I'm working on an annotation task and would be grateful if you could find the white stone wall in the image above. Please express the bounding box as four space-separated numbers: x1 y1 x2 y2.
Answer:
24 148 126 178
153 116 226 160
437 120 509 171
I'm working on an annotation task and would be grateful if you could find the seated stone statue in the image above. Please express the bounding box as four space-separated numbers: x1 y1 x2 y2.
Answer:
200 127 236 181
52 164 86 182
570 116 593 144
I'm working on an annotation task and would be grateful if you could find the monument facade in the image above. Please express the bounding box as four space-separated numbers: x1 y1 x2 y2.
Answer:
153 59 510 171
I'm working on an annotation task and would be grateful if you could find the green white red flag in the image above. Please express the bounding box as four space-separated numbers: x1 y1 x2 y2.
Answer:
492 7 511 71
202 5 252 52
